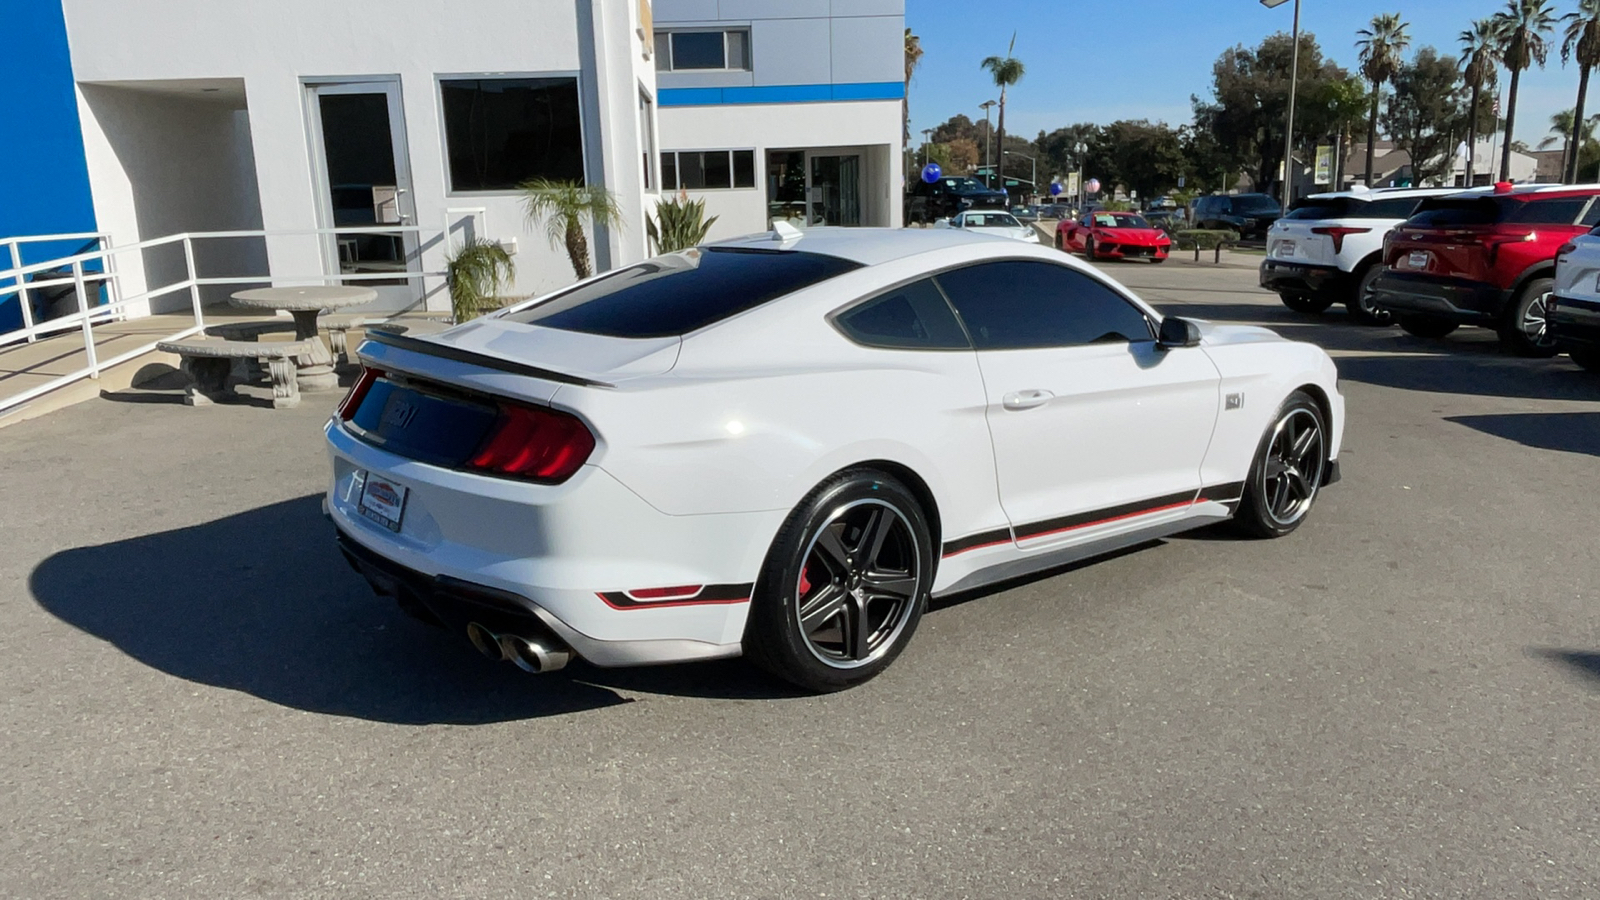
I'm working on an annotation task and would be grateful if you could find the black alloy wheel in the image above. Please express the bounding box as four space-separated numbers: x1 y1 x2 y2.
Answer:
1398 315 1459 339
1085 237 1097 259
1235 391 1327 539
1498 277 1560 358
1279 292 1335 315
745 470 933 692
1346 264 1395 326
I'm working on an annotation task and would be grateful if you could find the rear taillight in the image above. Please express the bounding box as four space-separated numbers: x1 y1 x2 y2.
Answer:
1310 226 1371 254
466 403 595 483
337 366 382 421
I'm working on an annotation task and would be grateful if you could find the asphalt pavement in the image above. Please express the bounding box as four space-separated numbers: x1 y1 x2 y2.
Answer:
2 255 1598 899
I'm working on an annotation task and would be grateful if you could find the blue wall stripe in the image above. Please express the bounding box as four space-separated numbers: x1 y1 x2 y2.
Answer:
659 81 904 107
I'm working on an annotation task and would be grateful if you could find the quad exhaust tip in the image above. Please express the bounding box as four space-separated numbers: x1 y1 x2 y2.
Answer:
465 622 572 673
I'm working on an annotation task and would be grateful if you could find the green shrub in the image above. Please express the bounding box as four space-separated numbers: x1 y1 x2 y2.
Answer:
647 193 719 255
446 238 515 323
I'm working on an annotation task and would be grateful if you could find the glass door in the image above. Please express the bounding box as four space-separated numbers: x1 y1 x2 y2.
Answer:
808 154 861 227
306 79 419 308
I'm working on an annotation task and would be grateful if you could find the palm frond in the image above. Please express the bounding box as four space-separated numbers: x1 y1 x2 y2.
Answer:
445 238 515 323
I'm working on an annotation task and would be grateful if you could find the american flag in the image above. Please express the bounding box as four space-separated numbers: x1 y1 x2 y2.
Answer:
1493 94 1501 118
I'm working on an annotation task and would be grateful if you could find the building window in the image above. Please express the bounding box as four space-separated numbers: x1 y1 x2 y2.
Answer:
659 150 757 190
441 77 583 192
654 30 751 72
639 90 656 191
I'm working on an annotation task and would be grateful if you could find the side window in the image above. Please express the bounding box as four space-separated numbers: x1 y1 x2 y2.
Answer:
1508 197 1588 225
1581 199 1600 228
834 278 970 350
935 261 1154 350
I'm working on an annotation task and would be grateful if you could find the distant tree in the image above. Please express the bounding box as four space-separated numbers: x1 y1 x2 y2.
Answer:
1036 123 1100 181
1460 18 1503 184
946 137 980 172
1539 108 1600 178
1561 0 1600 181
932 114 981 145
980 34 1025 182
903 27 923 151
1357 12 1412 185
1492 0 1559 181
1382 47 1467 185
1084 120 1188 200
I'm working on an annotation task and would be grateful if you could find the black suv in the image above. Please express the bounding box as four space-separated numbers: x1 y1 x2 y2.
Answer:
905 176 1008 224
1191 193 1283 239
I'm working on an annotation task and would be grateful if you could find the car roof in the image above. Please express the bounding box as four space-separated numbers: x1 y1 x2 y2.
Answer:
1305 186 1477 201
707 227 1026 266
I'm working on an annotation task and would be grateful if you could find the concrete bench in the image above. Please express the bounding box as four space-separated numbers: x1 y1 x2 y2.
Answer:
321 312 453 366
156 338 314 409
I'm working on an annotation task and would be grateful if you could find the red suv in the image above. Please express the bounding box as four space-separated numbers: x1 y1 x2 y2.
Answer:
1367 184 1600 355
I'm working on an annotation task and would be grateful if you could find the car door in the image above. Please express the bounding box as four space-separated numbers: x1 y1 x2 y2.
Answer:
935 260 1222 549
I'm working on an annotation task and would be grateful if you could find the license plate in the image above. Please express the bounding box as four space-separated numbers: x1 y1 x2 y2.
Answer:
1277 240 1296 258
357 471 409 532
1408 251 1429 270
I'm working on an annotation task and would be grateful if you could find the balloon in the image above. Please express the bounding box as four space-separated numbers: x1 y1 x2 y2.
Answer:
921 163 942 183
1085 178 1102 194
1049 182 1063 196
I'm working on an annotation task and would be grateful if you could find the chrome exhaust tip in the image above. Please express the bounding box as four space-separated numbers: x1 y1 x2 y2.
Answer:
466 622 507 661
498 634 573 674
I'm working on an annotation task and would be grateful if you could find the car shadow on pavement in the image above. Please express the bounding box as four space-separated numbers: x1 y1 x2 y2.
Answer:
1528 648 1600 691
1445 412 1600 458
27 494 644 724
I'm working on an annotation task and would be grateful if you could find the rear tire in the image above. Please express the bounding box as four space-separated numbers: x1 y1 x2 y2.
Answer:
1233 391 1328 540
1569 346 1600 372
1497 277 1560 357
743 469 933 693
1346 264 1394 326
1398 315 1460 339
1279 292 1335 315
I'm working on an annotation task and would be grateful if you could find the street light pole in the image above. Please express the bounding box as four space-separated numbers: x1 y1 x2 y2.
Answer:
980 100 997 187
921 128 933 168
1262 0 1300 215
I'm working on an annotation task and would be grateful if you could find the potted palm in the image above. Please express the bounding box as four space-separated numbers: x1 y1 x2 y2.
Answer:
646 192 719 254
520 178 625 279
445 238 515 323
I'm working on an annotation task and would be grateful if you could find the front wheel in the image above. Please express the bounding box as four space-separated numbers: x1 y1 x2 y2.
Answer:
1233 391 1328 540
1280 292 1334 315
1085 238 1098 259
1498 277 1560 357
1398 315 1459 339
743 470 933 692
1346 265 1394 326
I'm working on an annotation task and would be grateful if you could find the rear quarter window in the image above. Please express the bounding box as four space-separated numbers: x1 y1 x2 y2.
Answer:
502 247 862 338
833 278 970 350
1504 197 1591 225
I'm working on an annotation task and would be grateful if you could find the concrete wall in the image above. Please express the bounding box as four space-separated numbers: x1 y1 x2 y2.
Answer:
60 0 655 310
77 85 267 313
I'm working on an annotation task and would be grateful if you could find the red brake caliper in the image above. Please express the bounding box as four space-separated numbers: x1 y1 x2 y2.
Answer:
798 564 814 597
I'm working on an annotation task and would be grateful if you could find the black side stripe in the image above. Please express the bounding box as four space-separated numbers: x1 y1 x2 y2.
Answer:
1197 481 1246 504
1013 489 1198 542
941 527 1014 558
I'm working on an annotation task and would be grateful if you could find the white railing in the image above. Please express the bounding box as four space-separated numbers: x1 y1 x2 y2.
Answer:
0 223 461 415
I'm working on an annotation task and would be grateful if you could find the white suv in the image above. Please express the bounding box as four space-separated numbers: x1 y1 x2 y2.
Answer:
1549 231 1600 372
1261 187 1480 325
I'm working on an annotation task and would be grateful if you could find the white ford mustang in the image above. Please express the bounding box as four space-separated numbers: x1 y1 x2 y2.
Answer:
327 228 1344 691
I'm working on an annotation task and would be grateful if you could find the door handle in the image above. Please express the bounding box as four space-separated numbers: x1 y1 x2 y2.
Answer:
1002 389 1054 410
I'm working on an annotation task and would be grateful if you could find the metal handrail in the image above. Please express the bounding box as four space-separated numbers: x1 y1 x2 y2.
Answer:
1 222 465 415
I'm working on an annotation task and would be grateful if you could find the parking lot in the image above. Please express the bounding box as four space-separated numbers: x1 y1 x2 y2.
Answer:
3 254 1598 899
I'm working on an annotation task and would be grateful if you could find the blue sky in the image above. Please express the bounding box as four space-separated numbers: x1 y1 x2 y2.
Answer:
906 0 1582 156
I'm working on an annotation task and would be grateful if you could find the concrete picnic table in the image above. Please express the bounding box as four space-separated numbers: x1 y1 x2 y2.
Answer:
229 285 375 391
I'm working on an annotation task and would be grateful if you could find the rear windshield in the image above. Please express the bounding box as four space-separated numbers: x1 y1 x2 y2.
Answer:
1233 194 1282 214
1406 198 1502 227
503 247 862 338
1407 195 1592 228
1356 196 1428 219
1285 198 1362 220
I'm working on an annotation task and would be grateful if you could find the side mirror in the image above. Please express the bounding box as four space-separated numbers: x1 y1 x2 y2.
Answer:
1157 316 1202 349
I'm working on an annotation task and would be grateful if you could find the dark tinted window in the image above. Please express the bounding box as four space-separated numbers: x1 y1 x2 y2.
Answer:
505 248 862 338
834 279 969 350
733 150 756 188
1233 194 1281 214
1355 197 1425 219
441 79 583 191
1407 198 1501 227
936 261 1153 350
1582 202 1600 227
1505 197 1589 225
670 32 726 69
1286 198 1360 220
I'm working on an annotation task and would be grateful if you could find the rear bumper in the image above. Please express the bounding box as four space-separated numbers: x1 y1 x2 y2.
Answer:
1549 294 1600 350
1259 259 1348 296
1367 270 1507 322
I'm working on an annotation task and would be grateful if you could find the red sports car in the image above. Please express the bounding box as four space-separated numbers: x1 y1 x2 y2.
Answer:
1056 211 1171 262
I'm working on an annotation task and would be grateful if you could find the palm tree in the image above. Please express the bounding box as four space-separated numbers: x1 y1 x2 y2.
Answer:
1460 18 1502 185
1356 13 1411 185
980 33 1025 183
1492 0 1559 182
445 238 515 323
1540 108 1600 178
520 178 624 281
1562 0 1600 182
903 28 923 154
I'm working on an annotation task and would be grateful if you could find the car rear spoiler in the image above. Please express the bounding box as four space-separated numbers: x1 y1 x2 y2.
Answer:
362 328 613 389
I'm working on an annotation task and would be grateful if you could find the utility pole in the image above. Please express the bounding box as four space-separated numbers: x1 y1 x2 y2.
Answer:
921 129 933 167
1261 0 1300 214
980 100 997 187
